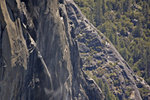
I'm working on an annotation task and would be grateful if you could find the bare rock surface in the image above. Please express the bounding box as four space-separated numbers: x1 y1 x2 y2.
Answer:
0 0 103 100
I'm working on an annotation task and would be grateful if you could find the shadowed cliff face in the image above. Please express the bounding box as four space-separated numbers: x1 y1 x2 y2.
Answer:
0 0 103 100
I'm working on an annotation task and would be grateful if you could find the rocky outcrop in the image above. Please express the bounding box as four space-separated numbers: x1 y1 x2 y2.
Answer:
65 0 150 100
0 0 103 100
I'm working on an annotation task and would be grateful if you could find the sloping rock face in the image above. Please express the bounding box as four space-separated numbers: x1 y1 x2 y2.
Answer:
65 0 150 100
0 0 104 100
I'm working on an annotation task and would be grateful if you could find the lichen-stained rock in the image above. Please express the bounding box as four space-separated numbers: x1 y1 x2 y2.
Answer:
0 0 28 69
0 0 104 100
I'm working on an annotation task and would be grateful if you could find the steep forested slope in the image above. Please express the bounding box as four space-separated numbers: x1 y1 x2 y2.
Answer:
74 0 150 88
74 0 150 99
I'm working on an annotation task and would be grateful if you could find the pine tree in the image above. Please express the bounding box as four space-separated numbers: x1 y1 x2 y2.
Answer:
95 0 103 26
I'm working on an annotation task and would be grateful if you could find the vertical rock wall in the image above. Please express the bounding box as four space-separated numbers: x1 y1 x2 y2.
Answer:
0 0 104 100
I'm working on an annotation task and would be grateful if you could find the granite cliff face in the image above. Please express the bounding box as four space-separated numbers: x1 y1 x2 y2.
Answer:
0 0 149 100
0 0 103 100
